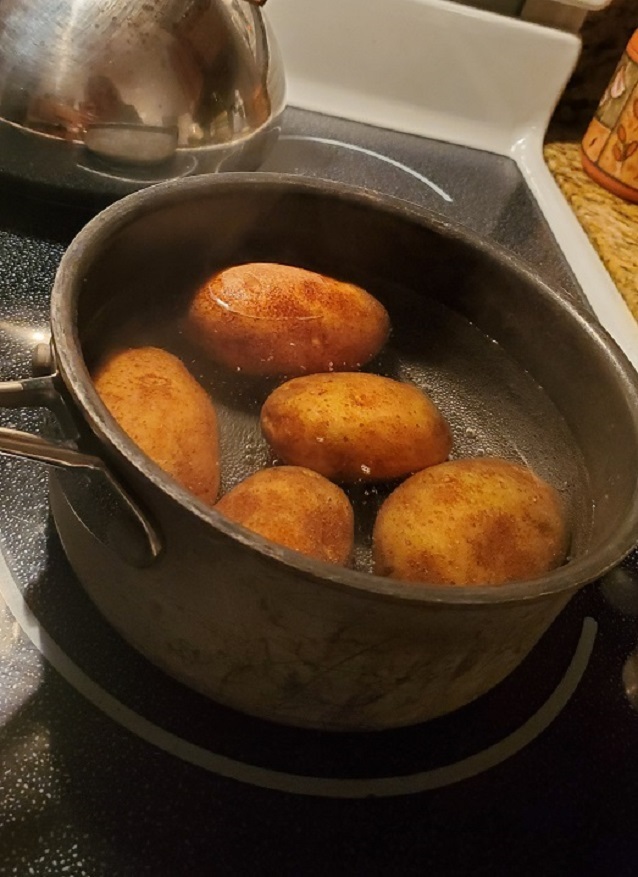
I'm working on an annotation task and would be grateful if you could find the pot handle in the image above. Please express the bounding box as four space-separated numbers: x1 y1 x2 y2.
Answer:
0 370 162 568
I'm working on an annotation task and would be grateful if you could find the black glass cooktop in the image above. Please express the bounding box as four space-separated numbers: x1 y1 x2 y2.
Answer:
1 108 637 877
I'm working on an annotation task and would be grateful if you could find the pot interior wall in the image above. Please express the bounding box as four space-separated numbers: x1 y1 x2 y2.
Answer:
71 185 638 573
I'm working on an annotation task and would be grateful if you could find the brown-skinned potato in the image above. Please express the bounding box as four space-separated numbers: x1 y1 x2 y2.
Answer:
186 262 390 376
93 346 220 505
216 466 354 565
260 372 452 482
373 457 569 587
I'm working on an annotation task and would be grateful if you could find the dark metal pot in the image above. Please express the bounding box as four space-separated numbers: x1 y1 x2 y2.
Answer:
2 174 638 731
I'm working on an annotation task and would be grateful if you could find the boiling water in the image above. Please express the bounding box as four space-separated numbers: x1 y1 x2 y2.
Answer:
91 275 593 575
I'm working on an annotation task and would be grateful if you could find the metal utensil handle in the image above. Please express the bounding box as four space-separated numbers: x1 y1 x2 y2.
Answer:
0 423 103 469
0 372 162 567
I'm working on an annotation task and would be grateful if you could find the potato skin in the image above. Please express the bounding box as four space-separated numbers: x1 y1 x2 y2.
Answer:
215 466 354 565
186 262 390 375
260 372 452 482
93 346 220 505
373 458 568 587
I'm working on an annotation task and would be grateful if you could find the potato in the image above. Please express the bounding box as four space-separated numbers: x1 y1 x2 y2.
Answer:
373 458 569 587
93 346 220 505
186 262 390 375
215 466 354 565
260 372 452 482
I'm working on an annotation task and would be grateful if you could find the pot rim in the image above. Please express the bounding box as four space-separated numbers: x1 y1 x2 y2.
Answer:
50 172 638 606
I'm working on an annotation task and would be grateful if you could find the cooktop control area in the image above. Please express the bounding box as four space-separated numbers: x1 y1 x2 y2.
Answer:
1 109 637 876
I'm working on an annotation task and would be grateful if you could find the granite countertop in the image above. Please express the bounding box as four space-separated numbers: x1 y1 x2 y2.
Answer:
544 0 637 318
544 141 638 316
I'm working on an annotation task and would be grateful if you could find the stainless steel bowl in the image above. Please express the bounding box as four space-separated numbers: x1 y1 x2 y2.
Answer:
0 0 285 186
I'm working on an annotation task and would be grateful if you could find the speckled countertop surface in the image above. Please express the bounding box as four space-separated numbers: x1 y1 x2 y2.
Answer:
544 141 638 315
544 0 638 317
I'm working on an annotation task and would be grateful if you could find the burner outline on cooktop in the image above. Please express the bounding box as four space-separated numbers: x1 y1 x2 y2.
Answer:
0 545 597 798
277 135 454 203
77 153 199 185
